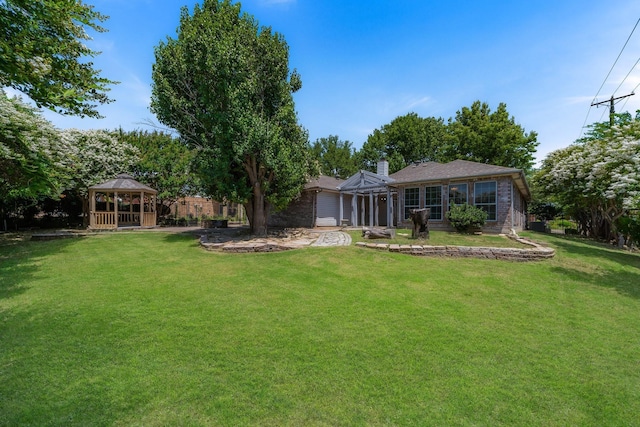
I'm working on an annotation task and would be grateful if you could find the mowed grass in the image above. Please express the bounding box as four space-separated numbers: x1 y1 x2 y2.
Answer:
1 231 640 426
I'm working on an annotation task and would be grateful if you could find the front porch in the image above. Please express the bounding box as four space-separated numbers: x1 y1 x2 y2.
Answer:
337 170 396 228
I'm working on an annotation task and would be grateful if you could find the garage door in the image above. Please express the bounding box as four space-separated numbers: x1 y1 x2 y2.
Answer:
316 192 339 226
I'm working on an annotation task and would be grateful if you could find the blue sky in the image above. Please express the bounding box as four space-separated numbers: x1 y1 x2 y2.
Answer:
24 0 640 165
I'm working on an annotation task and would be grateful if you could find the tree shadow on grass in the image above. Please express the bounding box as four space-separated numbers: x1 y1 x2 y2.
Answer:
550 264 640 299
161 226 250 245
541 234 640 300
545 234 640 269
0 234 80 300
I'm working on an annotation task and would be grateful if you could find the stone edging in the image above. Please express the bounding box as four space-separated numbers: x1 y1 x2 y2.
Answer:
355 236 555 261
199 235 315 253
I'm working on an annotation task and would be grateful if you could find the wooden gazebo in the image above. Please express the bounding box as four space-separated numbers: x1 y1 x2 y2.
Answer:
88 174 157 230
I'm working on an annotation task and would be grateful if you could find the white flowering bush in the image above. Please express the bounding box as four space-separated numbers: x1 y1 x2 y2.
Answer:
0 90 73 200
535 118 640 239
61 129 139 196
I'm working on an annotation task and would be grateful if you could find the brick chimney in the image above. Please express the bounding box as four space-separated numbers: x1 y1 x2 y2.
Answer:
377 159 389 176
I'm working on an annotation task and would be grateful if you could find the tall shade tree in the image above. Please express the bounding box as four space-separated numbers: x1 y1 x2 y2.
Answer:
357 113 445 174
0 91 73 202
118 129 197 217
151 0 310 236
310 135 357 178
442 101 538 173
0 0 115 117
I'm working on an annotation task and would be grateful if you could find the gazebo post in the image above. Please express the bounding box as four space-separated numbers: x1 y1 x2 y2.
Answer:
140 191 144 227
89 189 95 229
114 191 119 229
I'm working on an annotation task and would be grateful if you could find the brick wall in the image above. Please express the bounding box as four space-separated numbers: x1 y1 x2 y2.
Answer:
395 176 527 233
172 196 242 219
267 190 315 228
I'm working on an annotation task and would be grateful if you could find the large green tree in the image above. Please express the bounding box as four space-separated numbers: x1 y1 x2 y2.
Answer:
0 0 115 117
310 135 357 178
357 113 445 174
151 0 310 236
442 101 538 172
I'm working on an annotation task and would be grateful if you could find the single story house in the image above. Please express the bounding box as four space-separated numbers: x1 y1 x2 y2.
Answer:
268 159 531 233
389 159 530 233
268 175 349 228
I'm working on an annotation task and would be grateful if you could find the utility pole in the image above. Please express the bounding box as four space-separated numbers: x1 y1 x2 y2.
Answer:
591 93 635 126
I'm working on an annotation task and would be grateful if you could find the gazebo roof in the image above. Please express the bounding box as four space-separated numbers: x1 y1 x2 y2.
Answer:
337 170 395 193
89 173 157 193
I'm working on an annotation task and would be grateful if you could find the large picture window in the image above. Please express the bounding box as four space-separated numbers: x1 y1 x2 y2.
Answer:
449 183 467 206
474 181 497 221
404 187 420 219
425 185 442 220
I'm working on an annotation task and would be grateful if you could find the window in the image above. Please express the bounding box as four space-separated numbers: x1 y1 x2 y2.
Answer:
404 187 419 219
425 185 442 220
449 183 467 206
474 181 497 221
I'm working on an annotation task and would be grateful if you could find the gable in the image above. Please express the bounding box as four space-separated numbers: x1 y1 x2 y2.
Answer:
338 170 396 193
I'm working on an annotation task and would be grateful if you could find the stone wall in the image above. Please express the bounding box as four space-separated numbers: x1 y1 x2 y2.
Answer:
355 236 554 261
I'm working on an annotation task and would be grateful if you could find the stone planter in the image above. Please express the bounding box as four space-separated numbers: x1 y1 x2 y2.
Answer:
203 219 228 228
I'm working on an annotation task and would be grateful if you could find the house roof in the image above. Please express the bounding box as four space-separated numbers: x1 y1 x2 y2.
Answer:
338 170 396 193
390 160 531 199
304 175 344 192
89 173 157 193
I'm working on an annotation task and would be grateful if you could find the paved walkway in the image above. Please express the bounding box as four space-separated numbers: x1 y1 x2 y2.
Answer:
199 229 352 252
312 231 352 247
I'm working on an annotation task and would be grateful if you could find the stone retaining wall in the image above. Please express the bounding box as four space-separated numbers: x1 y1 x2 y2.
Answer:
355 236 554 261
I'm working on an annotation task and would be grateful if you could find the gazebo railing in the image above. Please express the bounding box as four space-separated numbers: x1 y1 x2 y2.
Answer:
142 212 155 227
117 212 140 225
91 212 116 229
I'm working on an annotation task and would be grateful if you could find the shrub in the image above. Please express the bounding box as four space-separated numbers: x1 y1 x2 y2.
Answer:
446 203 488 233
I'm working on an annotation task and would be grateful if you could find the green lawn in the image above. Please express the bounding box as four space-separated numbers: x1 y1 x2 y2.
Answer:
1 231 639 426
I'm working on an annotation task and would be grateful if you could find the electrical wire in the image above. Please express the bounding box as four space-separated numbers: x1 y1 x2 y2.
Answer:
619 80 640 111
591 17 640 104
613 56 640 96
579 18 640 140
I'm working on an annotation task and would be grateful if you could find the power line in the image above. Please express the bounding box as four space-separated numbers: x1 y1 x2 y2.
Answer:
579 18 640 139
613 56 640 96
591 18 640 104
620 80 640 111
592 93 635 125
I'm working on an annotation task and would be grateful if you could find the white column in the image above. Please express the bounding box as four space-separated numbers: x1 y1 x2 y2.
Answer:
351 193 357 227
361 195 365 226
387 188 392 227
369 190 374 227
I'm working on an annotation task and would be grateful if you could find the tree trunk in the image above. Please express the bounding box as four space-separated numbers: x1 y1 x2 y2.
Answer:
244 183 269 237
82 196 90 228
